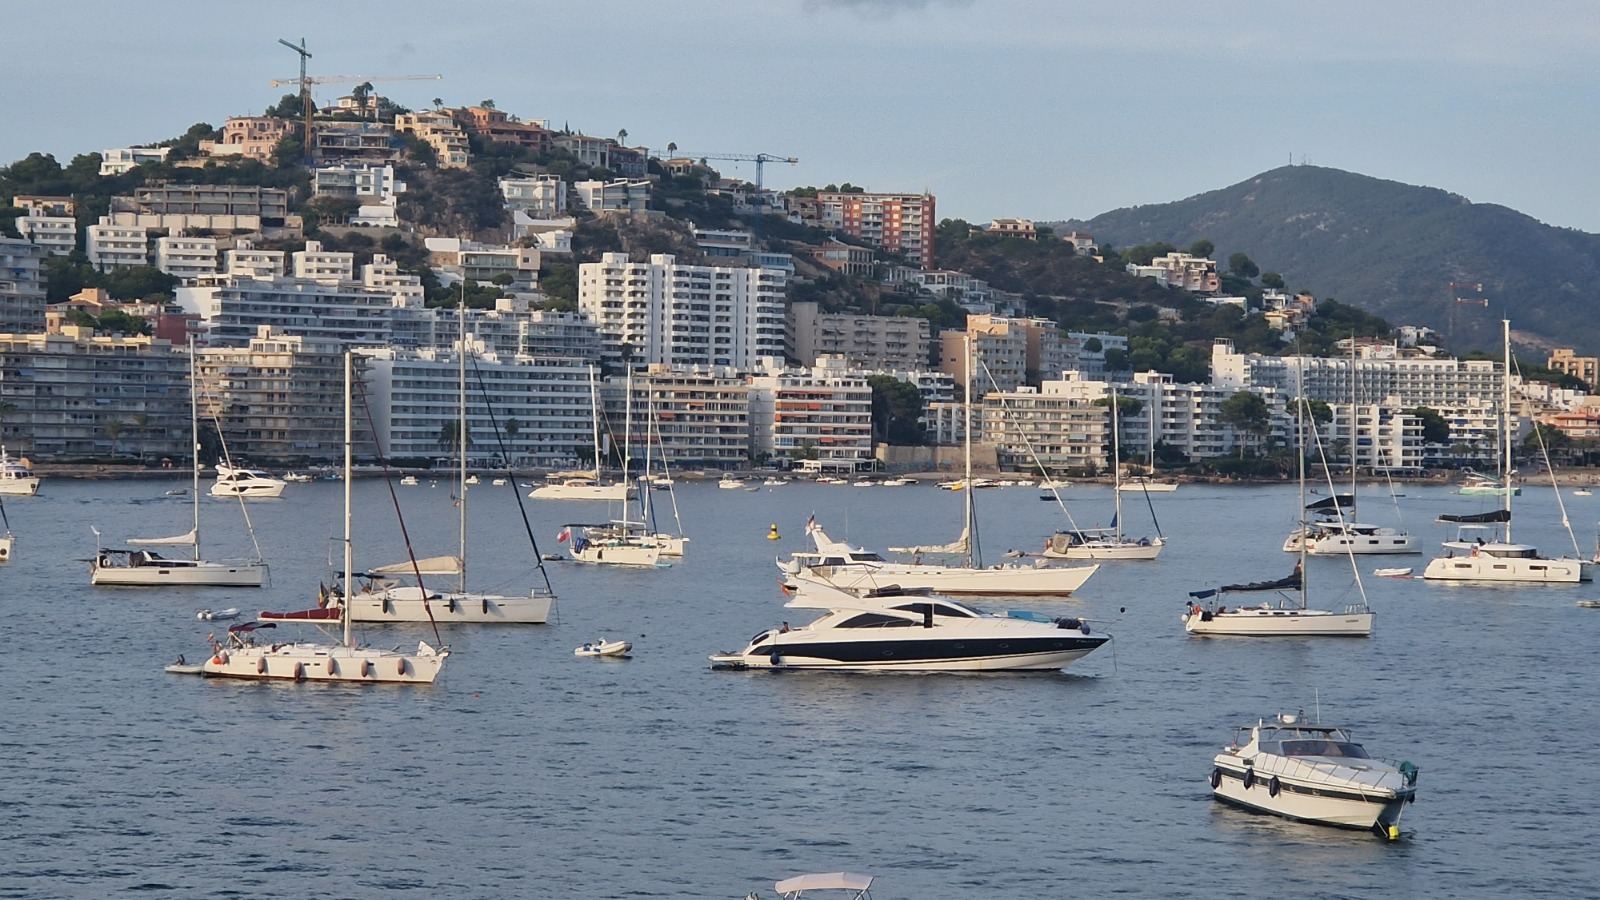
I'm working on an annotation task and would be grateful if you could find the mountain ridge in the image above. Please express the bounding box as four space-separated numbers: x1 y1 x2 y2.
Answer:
1056 165 1600 355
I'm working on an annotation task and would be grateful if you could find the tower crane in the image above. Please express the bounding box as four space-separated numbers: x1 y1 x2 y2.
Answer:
656 151 798 190
273 37 442 161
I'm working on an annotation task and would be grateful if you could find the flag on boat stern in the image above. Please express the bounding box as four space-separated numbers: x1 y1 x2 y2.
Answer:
557 527 571 543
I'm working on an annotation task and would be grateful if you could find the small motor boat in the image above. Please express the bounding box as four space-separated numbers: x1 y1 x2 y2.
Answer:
197 607 241 621
1373 567 1413 578
575 638 632 658
1578 600 1600 608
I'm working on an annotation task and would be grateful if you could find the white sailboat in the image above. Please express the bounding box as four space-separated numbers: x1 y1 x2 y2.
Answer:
339 324 555 623
1116 414 1177 492
1423 319 1589 584
559 369 665 567
1041 386 1164 560
636 392 688 556
92 344 270 587
789 336 1099 598
529 365 633 501
1283 342 1418 556
193 352 449 684
1183 390 1374 636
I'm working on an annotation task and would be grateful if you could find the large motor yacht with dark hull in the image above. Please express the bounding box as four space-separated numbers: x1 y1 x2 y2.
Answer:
710 581 1109 673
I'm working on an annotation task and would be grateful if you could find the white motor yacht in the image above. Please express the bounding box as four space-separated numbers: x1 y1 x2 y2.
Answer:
718 475 745 489
784 524 1097 597
0 447 41 496
1210 711 1418 840
210 463 287 499
710 582 1108 672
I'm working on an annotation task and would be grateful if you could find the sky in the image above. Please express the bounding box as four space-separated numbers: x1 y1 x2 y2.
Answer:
7 0 1600 231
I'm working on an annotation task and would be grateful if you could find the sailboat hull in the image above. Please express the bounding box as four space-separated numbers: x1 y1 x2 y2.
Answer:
345 590 553 624
200 642 447 684
1295 532 1421 555
571 541 663 566
91 561 267 587
1183 607 1373 636
792 563 1098 597
1422 555 1586 583
1042 539 1164 560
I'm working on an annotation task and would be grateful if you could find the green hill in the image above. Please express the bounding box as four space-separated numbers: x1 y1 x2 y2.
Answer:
1060 165 1600 355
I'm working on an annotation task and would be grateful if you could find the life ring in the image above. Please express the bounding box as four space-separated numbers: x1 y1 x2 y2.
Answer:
1242 768 1256 790
1209 768 1222 789
1268 776 1281 798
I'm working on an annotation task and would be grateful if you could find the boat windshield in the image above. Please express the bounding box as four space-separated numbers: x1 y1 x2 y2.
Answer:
1279 739 1371 759
889 601 977 618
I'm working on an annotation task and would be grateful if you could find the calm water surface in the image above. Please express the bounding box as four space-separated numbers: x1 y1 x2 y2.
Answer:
2 476 1597 898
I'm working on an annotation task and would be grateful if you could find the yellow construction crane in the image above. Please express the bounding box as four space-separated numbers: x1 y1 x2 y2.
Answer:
273 37 442 160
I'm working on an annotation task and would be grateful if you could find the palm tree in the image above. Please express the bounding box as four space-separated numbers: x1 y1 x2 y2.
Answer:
103 420 126 458
132 412 151 461
617 128 629 145
503 417 522 465
666 141 678 156
432 97 443 109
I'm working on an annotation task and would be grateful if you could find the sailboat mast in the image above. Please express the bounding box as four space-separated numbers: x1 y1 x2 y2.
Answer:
342 350 354 649
588 364 601 482
1111 385 1123 541
1349 336 1358 505
963 334 976 569
1296 355 1309 609
188 336 201 561
1502 318 1514 542
622 366 634 526
457 295 469 593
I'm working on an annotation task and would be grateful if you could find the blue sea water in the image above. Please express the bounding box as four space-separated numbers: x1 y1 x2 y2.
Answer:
2 476 1598 898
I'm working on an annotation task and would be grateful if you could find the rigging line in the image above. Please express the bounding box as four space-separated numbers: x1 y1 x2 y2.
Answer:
194 367 267 563
976 357 1085 536
1306 399 1370 609
352 367 442 645
468 355 555 597
0 496 9 532
1510 351 1583 557
646 390 686 537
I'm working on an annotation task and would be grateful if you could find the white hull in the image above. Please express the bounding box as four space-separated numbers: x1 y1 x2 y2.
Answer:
1116 481 1177 493
795 562 1098 597
201 641 448 684
1284 530 1420 555
1183 607 1373 636
1212 760 1410 831
344 589 552 624
1422 554 1586 583
209 482 286 499
1042 538 1164 560
711 645 1101 672
653 534 688 557
91 560 267 587
572 541 662 566
0 477 40 496
529 483 633 501
0 535 11 562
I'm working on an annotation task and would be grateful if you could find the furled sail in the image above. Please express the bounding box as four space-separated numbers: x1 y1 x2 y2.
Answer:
366 555 464 576
888 526 970 556
1305 494 1355 512
1220 567 1303 593
1437 509 1512 524
127 529 198 546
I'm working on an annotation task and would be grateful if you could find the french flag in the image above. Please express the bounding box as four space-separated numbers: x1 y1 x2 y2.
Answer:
556 527 571 543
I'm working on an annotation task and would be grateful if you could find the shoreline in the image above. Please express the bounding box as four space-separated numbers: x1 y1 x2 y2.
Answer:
26 464 1600 487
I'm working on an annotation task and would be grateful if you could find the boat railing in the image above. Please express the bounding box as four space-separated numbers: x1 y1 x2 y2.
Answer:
1259 754 1398 795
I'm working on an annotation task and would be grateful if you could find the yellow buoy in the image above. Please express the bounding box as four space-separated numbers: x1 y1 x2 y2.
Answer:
1386 824 1401 842
767 524 780 540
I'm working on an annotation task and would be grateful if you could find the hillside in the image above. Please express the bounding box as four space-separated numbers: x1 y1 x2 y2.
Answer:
1059 165 1600 355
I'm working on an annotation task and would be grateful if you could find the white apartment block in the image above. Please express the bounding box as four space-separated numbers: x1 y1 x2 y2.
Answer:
195 328 350 463
0 327 190 458
1126 252 1220 293
313 163 406 202
553 134 612 169
425 238 541 283
203 279 395 348
746 356 874 468
578 252 787 370
154 236 219 282
1211 339 1502 411
17 215 76 256
389 302 602 361
292 240 355 283
362 255 425 305
0 238 48 334
499 175 567 216
604 365 752 469
225 243 286 279
358 346 595 465
1322 403 1428 472
573 179 651 216
99 147 171 176
789 301 930 370
85 219 149 271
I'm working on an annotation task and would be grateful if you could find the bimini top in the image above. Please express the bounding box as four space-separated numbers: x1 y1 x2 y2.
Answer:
774 872 873 896
1437 509 1512 524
